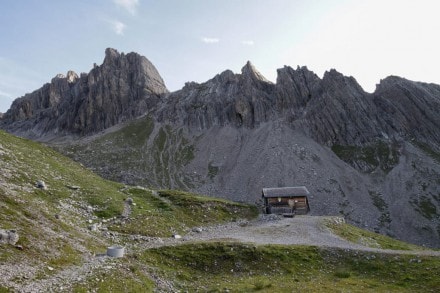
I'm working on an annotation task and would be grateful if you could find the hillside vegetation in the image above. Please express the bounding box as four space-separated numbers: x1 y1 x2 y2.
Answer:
0 130 257 291
0 129 439 292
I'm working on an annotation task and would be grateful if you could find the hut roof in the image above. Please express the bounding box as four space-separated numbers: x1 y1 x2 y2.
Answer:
262 186 310 198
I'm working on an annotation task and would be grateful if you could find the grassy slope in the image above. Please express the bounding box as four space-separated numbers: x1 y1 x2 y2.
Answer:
0 130 257 291
113 189 257 237
324 220 425 250
1 130 438 292
0 129 121 268
142 243 440 292
62 116 197 189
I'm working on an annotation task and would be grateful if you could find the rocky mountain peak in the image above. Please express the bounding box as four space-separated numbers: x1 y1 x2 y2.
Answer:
322 69 366 96
103 47 121 64
211 70 237 84
375 75 411 92
241 61 272 83
66 70 79 83
274 65 322 112
0 48 168 137
322 68 354 86
2 49 440 154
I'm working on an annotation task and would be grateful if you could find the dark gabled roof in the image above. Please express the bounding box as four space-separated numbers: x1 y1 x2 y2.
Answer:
262 186 310 198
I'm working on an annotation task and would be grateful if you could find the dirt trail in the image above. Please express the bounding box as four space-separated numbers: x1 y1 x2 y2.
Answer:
149 215 440 256
7 216 440 292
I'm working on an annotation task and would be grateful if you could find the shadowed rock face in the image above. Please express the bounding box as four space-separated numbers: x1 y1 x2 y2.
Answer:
0 48 168 138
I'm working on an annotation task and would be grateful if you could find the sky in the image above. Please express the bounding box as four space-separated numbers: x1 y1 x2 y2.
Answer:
1 0 440 113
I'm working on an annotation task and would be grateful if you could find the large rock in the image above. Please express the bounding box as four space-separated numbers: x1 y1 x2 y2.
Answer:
0 48 168 138
0 229 19 245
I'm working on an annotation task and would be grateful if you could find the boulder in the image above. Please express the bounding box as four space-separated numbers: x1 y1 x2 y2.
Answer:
0 229 19 245
36 180 47 190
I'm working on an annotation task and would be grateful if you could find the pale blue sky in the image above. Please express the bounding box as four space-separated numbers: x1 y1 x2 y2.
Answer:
1 0 439 112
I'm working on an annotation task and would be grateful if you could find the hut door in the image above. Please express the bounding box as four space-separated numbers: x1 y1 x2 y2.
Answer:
288 199 296 213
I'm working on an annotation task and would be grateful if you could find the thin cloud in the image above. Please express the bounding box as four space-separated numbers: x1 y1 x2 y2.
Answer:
241 40 255 46
201 37 220 44
113 0 139 15
112 20 126 35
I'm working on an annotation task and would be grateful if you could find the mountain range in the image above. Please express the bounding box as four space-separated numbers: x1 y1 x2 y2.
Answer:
1 48 439 248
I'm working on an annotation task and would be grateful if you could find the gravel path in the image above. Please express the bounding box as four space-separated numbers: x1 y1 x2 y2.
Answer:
4 215 439 292
175 215 440 256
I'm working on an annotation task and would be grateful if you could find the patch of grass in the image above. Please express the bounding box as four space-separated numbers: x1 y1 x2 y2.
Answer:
61 119 196 189
252 280 273 290
47 239 82 268
369 190 387 212
0 286 11 293
96 116 155 148
208 162 219 180
111 189 258 237
0 130 130 269
72 263 154 293
141 242 440 292
325 220 424 250
332 141 399 173
410 196 438 220
413 141 440 163
153 127 167 152
334 269 351 279
368 190 391 228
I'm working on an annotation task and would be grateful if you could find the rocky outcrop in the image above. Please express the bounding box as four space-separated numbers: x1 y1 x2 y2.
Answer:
0 229 19 245
274 65 321 114
157 61 276 129
0 48 168 138
373 76 440 152
2 49 439 152
157 63 440 152
300 69 386 146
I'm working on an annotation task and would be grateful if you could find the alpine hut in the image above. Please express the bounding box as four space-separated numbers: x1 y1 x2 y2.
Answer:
262 186 311 216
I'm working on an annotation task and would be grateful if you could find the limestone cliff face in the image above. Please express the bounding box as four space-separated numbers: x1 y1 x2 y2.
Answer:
157 61 276 129
274 65 321 114
300 69 386 146
0 48 168 137
3 49 440 153
157 64 440 152
373 76 440 151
